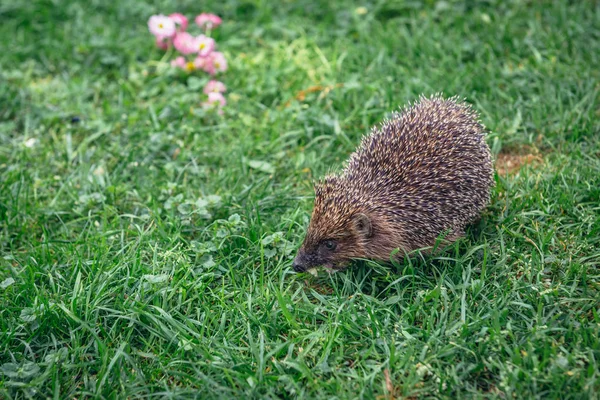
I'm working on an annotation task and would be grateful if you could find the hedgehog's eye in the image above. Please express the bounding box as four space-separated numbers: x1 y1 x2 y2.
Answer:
322 239 337 251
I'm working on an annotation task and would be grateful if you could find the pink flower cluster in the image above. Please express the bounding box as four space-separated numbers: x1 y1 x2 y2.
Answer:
148 13 228 111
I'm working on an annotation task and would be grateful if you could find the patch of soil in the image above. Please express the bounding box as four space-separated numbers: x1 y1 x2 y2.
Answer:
495 145 543 175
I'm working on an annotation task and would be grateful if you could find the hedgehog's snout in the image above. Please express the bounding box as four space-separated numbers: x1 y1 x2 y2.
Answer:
292 251 304 272
293 247 324 272
292 260 306 272
292 250 309 272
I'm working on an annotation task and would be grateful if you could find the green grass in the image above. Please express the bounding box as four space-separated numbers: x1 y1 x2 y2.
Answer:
1 0 599 398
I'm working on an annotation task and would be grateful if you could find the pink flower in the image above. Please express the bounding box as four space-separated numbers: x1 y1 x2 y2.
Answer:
203 92 226 114
194 55 216 75
173 32 196 55
155 35 171 50
148 15 176 38
206 92 226 107
210 52 227 74
171 57 195 72
169 13 188 31
194 52 226 75
171 56 187 69
195 13 222 30
193 56 210 72
193 35 215 57
203 80 226 94
183 61 195 72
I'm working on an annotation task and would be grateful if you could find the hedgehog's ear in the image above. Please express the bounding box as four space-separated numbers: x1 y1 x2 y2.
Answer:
353 213 372 238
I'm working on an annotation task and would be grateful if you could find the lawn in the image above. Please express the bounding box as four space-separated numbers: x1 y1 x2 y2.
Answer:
1 0 599 398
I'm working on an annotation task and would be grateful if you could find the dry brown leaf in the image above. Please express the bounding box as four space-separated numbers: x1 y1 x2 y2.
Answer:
283 83 344 107
384 369 395 399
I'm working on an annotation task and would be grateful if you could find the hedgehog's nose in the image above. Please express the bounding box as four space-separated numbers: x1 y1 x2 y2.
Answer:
292 254 307 272
292 263 305 273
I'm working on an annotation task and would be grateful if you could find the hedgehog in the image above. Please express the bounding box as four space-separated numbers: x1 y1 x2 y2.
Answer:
292 94 495 272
